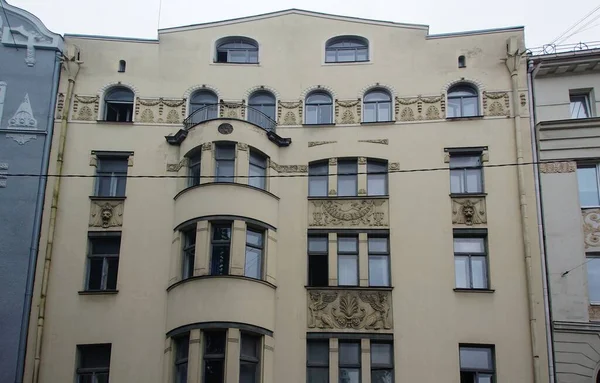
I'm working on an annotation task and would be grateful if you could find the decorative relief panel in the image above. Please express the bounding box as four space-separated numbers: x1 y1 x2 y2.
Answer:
396 94 445 121
583 209 600 249
0 162 7 188
89 199 125 228
270 161 307 173
277 100 302 125
308 289 392 330
482 91 510 117
308 141 337 148
220 100 245 120
55 93 65 120
335 99 361 124
358 139 388 145
166 158 188 172
539 161 576 173
135 98 186 124
589 305 600 322
452 197 487 226
72 95 99 121
308 198 389 228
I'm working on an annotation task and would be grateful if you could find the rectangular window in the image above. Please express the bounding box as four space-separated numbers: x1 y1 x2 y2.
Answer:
338 160 358 197
371 342 394 383
307 340 329 383
249 150 267 190
367 160 388 196
204 331 226 383
240 333 261 383
459 345 495 383
86 235 120 291
454 236 488 289
188 153 201 187
309 162 329 197
570 93 591 119
182 228 196 280
587 255 600 304
215 143 235 182
308 235 329 287
76 344 111 383
174 334 190 383
368 236 390 287
577 165 600 207
338 236 358 286
339 341 361 383
96 156 128 197
245 229 264 279
450 154 483 194
211 223 232 275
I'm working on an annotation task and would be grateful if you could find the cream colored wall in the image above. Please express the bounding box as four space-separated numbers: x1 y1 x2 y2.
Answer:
23 12 548 383
534 72 600 122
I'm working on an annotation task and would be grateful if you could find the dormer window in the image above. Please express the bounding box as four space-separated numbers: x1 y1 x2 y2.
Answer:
216 37 258 64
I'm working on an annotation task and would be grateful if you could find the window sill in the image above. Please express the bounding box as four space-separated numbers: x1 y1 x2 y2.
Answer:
96 120 134 125
307 195 389 200
361 120 395 125
174 182 279 201
446 115 484 121
323 60 371 66
167 274 276 292
211 62 260 66
449 193 487 198
89 195 127 201
78 290 119 295
454 288 494 293
303 123 336 127
306 286 393 291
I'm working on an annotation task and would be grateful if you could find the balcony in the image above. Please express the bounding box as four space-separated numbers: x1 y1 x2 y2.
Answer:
183 102 277 133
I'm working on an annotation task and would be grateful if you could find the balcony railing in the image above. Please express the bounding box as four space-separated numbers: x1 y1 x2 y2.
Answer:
183 102 277 132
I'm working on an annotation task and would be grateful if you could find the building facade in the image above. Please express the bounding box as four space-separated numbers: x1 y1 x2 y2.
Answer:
532 46 600 382
24 10 549 383
0 1 63 382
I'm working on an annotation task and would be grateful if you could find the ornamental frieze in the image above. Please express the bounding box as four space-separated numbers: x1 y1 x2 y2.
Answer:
277 100 302 125
269 161 308 173
166 158 188 172
451 197 487 226
89 199 124 229
72 95 99 121
220 100 245 120
308 289 392 330
482 91 510 117
396 94 445 121
335 99 361 124
308 198 388 228
583 209 600 249
539 161 576 173
135 97 185 124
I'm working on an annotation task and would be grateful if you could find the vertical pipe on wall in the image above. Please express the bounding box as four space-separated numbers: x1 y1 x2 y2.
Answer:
31 53 81 383
14 51 62 383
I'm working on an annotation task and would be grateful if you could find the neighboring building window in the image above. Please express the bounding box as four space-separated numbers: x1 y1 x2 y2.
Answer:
188 152 201 187
216 37 258 63
245 229 264 279
339 341 361 383
369 236 390 287
371 342 394 383
86 234 121 291
338 236 359 286
307 340 329 383
182 228 196 280
577 165 600 207
305 92 333 124
309 162 329 197
459 345 495 383
458 55 466 68
447 84 479 118
449 154 483 194
249 150 267 190
95 156 128 197
338 159 358 197
76 344 111 383
308 235 328 287
174 334 189 383
367 159 388 196
189 90 218 119
118 60 126 73
363 89 392 122
325 36 368 63
211 223 232 275
103 86 134 122
587 255 600 304
204 331 226 382
454 235 488 289
248 91 276 123
570 93 591 119
240 333 261 383
215 143 235 182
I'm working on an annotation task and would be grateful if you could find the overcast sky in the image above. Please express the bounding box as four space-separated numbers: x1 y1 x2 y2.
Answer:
8 0 600 49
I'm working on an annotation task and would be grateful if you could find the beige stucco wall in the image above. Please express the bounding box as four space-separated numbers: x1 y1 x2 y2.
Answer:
534 72 600 122
23 11 548 383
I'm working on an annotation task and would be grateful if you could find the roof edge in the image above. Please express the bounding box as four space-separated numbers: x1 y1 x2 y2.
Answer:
427 26 524 39
64 34 159 43
1 0 63 50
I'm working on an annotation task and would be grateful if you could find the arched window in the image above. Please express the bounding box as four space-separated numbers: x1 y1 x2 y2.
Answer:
189 90 218 120
363 89 392 122
104 86 134 122
305 91 333 125
118 60 126 73
447 84 479 118
216 37 258 64
248 91 276 127
326 36 369 63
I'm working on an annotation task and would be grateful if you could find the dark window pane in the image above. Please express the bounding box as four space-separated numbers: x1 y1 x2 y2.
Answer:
308 341 329 364
460 347 492 370
205 332 226 354
176 335 190 360
308 367 329 383
87 259 103 290
309 254 328 287
215 144 235 159
91 237 121 255
79 344 111 368
211 245 230 275
460 371 475 383
339 368 360 383
249 164 266 189
371 370 393 383
309 237 328 253
240 362 258 383
213 226 231 241
241 334 259 358
339 342 360 365
244 246 262 279
215 160 234 182
105 258 119 290
204 360 224 383
175 364 188 383
371 343 392 366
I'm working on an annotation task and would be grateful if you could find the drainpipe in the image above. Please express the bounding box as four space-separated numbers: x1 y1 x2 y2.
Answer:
505 37 541 383
31 52 81 383
14 51 62 383
527 58 556 383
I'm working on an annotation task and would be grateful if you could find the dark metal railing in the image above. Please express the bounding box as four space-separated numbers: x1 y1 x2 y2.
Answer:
183 102 277 132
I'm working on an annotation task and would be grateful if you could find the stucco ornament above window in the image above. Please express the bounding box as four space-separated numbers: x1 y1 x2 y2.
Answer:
8 94 37 129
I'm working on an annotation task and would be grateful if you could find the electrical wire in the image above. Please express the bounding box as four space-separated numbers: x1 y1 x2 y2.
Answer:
549 4 600 45
556 13 600 45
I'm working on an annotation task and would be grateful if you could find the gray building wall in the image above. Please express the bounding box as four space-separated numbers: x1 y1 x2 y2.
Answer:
0 1 62 382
